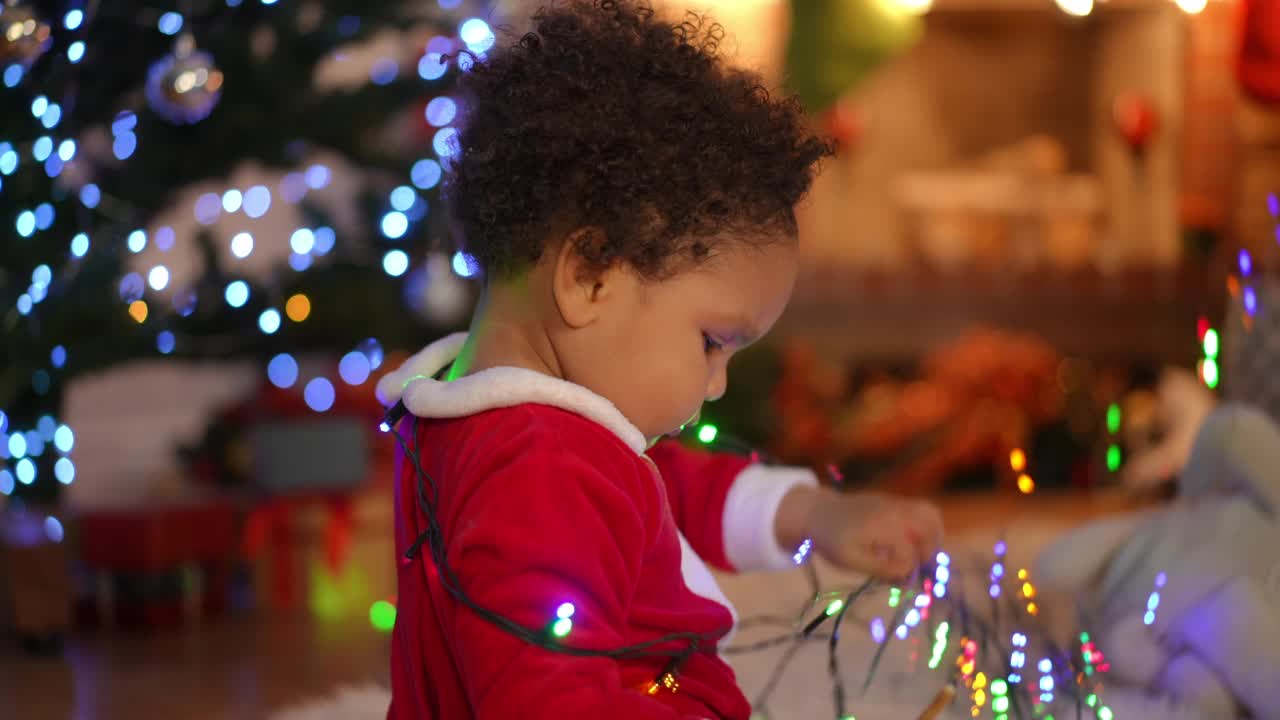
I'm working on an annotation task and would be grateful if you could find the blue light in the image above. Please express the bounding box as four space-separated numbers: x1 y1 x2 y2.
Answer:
70 233 90 257
32 96 48 117
935 566 950 584
32 203 53 230
339 351 371 385
0 470 11 495
44 155 65 178
933 582 946 599
418 52 448 81
289 252 313 271
54 424 74 453
262 0 278 4
9 432 28 459
381 211 409 239
1147 593 1160 611
280 172 307 202
33 136 53 161
225 281 250 308
1245 286 1258 316
158 12 184 35
904 608 921 627
313 226 336 254
425 97 457 127
113 131 137 160
128 229 147 253
370 58 398 85
29 283 46 303
112 111 138 135
359 338 385 369
222 188 243 212
304 378 336 412
1039 676 1055 692
45 516 64 541
16 458 35 485
0 411 7 434
16 294 32 315
173 289 197 316
411 159 442 189
0 143 18 174
41 103 62 128
452 251 479 277
64 9 84 29
3 64 22 87
195 192 221 224
80 183 100 208
155 226 175 251
304 164 331 189
55 458 75 485
16 211 36 237
390 186 417 212
433 127 459 158
58 139 76 161
156 330 176 354
68 41 85 63
1143 610 1156 626
289 228 315 254
226 0 242 5
32 264 52 288
556 602 576 619
258 308 281 334
383 250 410 277
1038 659 1052 673
267 354 299 388
231 232 254 258
24 432 44 457
148 265 170 291
460 18 495 52
118 272 144 302
50 345 66 368
243 185 271 218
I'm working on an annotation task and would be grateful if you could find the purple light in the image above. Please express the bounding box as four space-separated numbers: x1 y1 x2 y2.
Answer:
1245 286 1258 316
990 585 1001 598
339 351 372 385
1268 193 1278 219
304 378 336 412
994 540 1007 556
1239 249 1253 277
870 617 886 644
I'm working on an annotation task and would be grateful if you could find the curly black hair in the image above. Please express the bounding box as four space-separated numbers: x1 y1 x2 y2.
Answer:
445 0 832 280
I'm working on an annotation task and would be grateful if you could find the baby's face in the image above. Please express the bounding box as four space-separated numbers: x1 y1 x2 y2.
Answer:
584 237 799 443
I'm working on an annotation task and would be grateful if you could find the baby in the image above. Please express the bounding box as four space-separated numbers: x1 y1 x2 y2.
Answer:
376 2 942 718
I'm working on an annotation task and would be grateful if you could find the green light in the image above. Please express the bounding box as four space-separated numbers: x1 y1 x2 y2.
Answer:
993 696 1010 713
1203 358 1220 389
1080 631 1090 643
697 424 718 444
840 716 857 720
825 599 845 616
552 617 573 637
1085 666 1095 676
1097 707 1113 720
1106 444 1122 472
1106 403 1121 434
1045 716 1056 720
1086 693 1098 707
1203 328 1219 359
370 599 397 632
888 587 901 608
990 679 1008 695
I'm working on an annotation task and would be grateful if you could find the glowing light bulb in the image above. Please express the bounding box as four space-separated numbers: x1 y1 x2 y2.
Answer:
1010 448 1026 472
697 424 718 443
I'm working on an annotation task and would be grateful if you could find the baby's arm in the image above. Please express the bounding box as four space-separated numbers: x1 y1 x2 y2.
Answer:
438 445 710 719
646 439 817 572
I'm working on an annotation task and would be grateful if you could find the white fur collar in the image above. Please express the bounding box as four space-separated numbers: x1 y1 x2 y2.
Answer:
376 333 648 455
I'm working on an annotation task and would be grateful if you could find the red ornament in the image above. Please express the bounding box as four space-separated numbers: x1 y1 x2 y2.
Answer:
1238 0 1280 104
823 98 866 149
1112 93 1159 152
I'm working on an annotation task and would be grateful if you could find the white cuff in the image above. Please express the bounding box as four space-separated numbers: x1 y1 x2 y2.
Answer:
722 465 818 572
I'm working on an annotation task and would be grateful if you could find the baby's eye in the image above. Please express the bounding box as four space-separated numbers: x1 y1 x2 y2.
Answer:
702 333 724 354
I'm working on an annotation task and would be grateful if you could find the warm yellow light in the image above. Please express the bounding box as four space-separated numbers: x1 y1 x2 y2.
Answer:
1055 0 1093 16
1017 474 1035 494
128 300 148 323
286 293 311 322
1010 448 1027 472
1175 0 1207 13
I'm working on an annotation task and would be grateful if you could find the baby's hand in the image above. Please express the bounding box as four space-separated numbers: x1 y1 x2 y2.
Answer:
780 487 943 580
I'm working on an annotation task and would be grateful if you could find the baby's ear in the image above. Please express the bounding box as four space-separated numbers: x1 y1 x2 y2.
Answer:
548 227 611 329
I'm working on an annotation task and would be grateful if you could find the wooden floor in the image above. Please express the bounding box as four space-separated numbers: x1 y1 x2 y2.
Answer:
0 490 1143 720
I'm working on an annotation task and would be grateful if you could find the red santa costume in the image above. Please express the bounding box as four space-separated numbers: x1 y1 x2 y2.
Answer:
374 333 817 720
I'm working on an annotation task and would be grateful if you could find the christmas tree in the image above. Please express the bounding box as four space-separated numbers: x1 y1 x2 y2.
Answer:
0 0 493 503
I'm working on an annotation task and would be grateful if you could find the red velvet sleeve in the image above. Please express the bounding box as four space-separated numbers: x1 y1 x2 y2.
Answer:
442 443 705 719
647 440 819 574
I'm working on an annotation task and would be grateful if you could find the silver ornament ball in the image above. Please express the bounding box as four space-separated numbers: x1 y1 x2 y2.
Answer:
146 35 224 125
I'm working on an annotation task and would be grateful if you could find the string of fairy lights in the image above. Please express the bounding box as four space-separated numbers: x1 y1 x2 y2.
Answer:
370 415 1157 719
